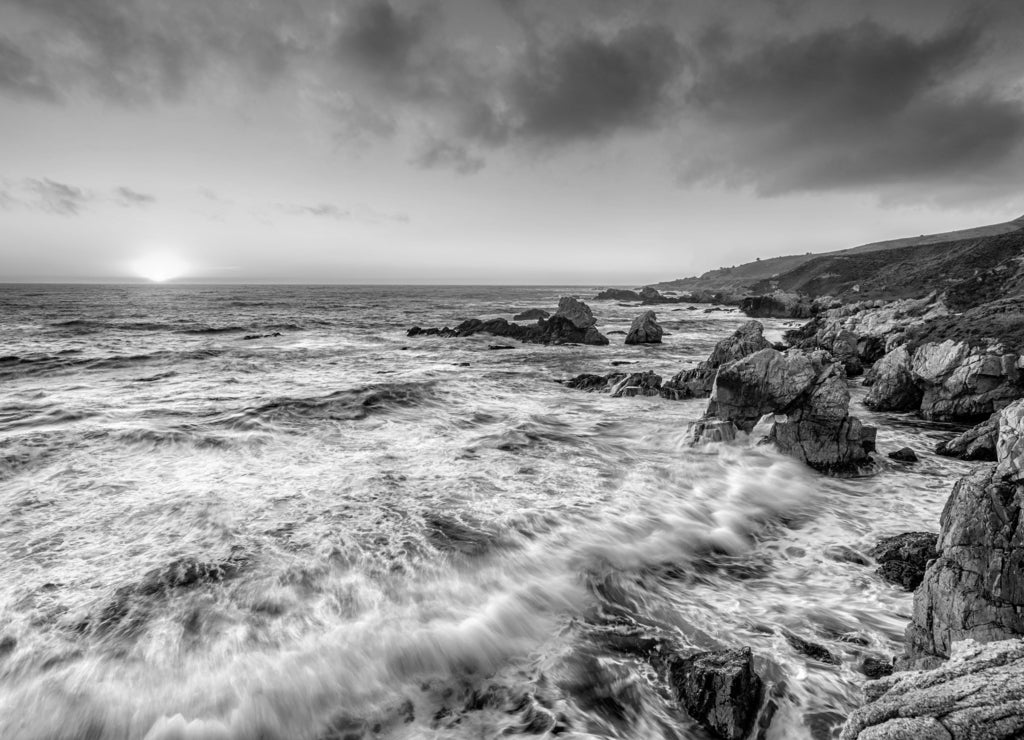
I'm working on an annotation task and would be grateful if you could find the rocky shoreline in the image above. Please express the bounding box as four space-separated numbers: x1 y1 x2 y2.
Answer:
406 280 1024 737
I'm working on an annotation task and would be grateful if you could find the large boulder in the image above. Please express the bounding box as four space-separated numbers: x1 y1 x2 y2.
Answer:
554 296 597 329
935 413 1000 461
903 400 1024 664
870 532 937 591
911 340 1022 421
624 310 663 345
661 321 771 400
841 639 1024 740
863 346 922 412
695 348 876 475
667 648 763 740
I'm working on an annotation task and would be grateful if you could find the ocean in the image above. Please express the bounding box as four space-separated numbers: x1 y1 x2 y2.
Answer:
0 284 972 739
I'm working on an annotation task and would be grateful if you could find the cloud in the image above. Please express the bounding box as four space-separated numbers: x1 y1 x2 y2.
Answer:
25 178 93 214
115 186 156 206
278 202 351 219
411 138 485 174
510 25 686 143
684 20 1024 193
0 36 60 102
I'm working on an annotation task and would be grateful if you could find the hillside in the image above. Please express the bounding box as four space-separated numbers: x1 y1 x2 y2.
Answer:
653 215 1024 294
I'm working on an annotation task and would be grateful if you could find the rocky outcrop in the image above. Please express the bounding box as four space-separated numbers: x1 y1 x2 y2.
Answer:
661 321 772 400
593 288 640 301
609 371 663 398
841 639 1024 740
935 414 1000 461
870 532 937 591
911 340 1023 421
513 308 550 321
408 297 609 346
668 648 764 740
624 311 663 345
694 348 876 475
564 373 624 392
740 291 814 319
863 345 922 412
904 400 1024 664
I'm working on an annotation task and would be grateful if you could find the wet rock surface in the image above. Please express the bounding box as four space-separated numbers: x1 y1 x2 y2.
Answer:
869 532 937 591
609 371 663 398
935 414 1000 461
864 345 922 412
841 639 1024 740
694 348 876 475
668 647 764 740
624 310 663 345
887 447 919 463
661 320 771 400
512 308 550 321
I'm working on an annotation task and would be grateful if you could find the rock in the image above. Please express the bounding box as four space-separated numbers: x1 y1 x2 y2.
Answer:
888 448 919 463
903 403 1024 664
661 321 771 400
0 635 15 658
841 639 1024 740
695 348 876 475
668 647 763 740
870 532 937 591
609 371 662 398
859 656 893 680
554 296 597 329
688 418 738 443
824 545 871 566
564 373 624 392
911 340 1022 421
864 346 922 412
639 286 661 301
996 399 1024 482
782 629 840 664
512 308 550 321
488 344 515 350
935 414 999 461
624 310 663 345
740 291 814 319
593 288 641 301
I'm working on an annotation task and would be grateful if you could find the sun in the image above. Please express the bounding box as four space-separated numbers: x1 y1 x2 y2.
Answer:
132 253 189 282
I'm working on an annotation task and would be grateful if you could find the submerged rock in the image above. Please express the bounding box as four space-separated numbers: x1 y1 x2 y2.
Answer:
841 639 1024 740
694 348 876 475
624 310 663 345
887 447 919 463
563 372 624 392
661 321 771 400
869 532 937 591
668 647 763 740
935 413 1000 461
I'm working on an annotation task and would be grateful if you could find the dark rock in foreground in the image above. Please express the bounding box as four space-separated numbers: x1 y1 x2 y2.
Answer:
668 647 763 740
841 639 1024 740
935 413 999 460
888 447 919 463
661 320 771 400
869 532 937 591
513 308 550 321
624 310 663 345
694 348 876 475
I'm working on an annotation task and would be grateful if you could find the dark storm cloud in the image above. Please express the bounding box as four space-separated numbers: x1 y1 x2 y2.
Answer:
114 186 156 207
0 36 60 102
25 178 93 215
335 0 428 80
687 20 1024 193
510 25 686 142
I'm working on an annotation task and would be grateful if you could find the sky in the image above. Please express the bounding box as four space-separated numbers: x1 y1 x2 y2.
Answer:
0 0 1022 284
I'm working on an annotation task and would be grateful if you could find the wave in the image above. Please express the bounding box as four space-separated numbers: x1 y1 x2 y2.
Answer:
0 349 226 380
234 382 439 428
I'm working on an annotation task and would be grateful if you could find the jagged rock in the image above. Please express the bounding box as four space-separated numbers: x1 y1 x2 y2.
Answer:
593 288 641 301
563 373 625 392
668 647 763 740
870 532 937 591
859 656 893 680
888 448 919 463
782 629 839 664
996 399 1024 482
935 414 999 461
864 346 922 412
609 371 662 398
912 340 1022 421
512 308 550 321
841 639 1024 740
624 311 663 345
661 321 771 400
554 296 597 329
740 291 814 319
694 348 876 475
